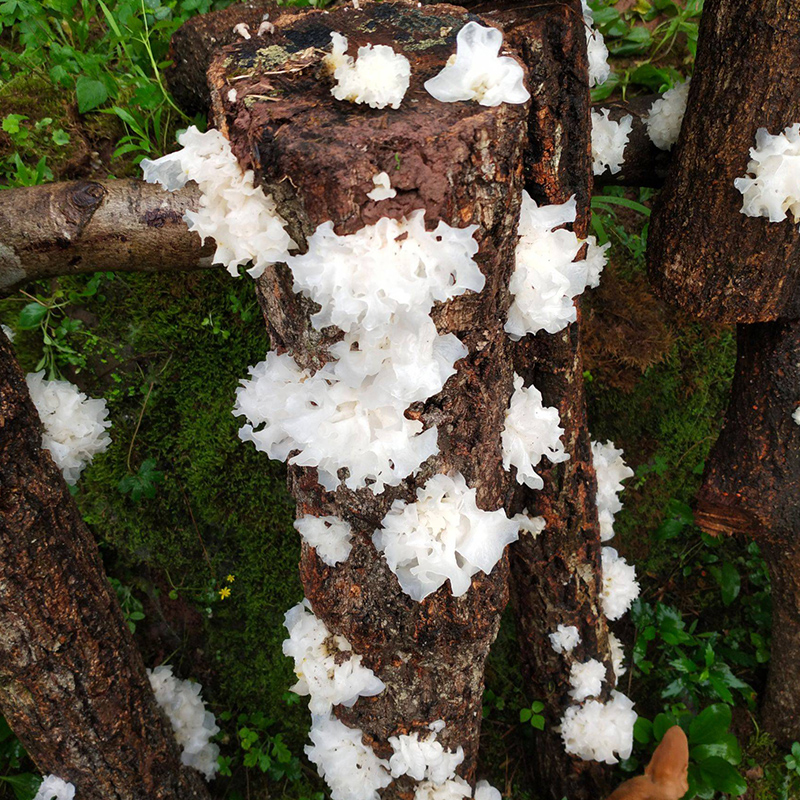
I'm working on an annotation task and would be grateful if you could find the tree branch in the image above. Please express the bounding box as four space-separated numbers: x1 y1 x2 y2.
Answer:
0 179 216 294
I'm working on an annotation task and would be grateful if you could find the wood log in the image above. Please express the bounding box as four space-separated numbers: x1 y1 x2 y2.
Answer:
695 320 800 744
480 3 614 798
207 1 528 794
0 334 212 800
0 180 215 294
647 0 800 323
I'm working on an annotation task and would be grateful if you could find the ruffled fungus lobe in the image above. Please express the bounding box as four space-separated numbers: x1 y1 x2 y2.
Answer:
567 658 607 701
372 472 520 601
148 665 220 781
388 724 465 783
505 192 608 338
735 123 800 226
591 109 633 176
601 546 641 621
560 690 637 764
592 440 634 542
33 776 75 800
282 599 385 714
305 713 392 800
549 624 581 654
424 21 529 107
141 126 295 277
581 0 610 88
324 32 411 109
645 80 690 151
294 515 353 566
26 371 111 485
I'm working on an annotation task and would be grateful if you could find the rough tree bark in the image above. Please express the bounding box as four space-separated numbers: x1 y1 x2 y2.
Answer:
0 334 212 800
207 1 527 793
647 0 800 323
479 3 614 798
0 180 214 294
694 321 800 744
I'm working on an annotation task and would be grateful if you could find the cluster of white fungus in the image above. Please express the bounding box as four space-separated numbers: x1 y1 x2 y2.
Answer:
141 126 295 278
373 472 520 601
388 724 464 783
505 192 608 338
581 0 610 88
367 171 397 201
609 631 626 678
502 374 569 489
26 371 111 485
591 109 633 176
560 691 636 764
549 624 581 655
515 512 546 537
235 212 482 492
645 79 690 151
591 440 634 542
306 713 392 800
601 546 640 622
33 776 75 800
294 514 353 566
414 778 501 800
424 22 529 107
568 658 607 701
148 665 220 781
2 323 13 341
283 599 385 714
734 123 800 227
324 33 411 110
793 406 800 426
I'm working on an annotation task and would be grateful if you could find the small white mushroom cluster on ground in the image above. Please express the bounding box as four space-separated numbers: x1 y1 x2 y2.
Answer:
26 371 111 484
148 665 220 781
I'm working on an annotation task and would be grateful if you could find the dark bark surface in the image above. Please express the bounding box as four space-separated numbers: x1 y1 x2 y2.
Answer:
0 334 212 800
0 180 215 294
648 0 800 323
209 2 528 793
695 321 800 743
479 3 613 798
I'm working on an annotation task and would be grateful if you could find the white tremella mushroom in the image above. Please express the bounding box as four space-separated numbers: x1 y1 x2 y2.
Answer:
26 371 111 485
424 21 530 107
793 406 800 426
645 79 690 151
608 631 626 678
549 624 581 655
294 514 353 566
324 32 411 109
591 109 633 176
601 546 641 621
388 723 465 783
305 712 392 800
560 690 637 764
591 440 634 542
2 324 14 341
148 665 220 781
734 122 800 227
33 776 75 800
141 126 296 278
505 192 609 338
581 0 610 88
282 599 385 714
373 471 520 601
502 373 569 490
367 171 397 201
568 658 607 701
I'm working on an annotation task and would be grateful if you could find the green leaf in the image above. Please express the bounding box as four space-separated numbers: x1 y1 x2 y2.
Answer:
2 113 27 134
710 562 741 606
690 733 741 765
530 715 545 731
634 717 653 744
653 713 676 742
697 756 747 796
531 701 544 713
519 708 532 723
76 76 108 113
52 128 70 146
0 773 41 800
689 704 731 745
17 302 47 329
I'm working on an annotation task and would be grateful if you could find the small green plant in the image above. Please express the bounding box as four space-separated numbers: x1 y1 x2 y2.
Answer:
519 700 546 731
118 458 164 502
635 704 746 799
108 577 146 633
482 688 506 718
0 717 38 800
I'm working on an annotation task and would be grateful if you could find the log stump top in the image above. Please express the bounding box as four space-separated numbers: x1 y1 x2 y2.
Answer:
207 0 530 236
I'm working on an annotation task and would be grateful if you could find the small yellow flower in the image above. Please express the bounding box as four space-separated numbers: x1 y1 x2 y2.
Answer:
219 587 232 600
226 574 236 583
